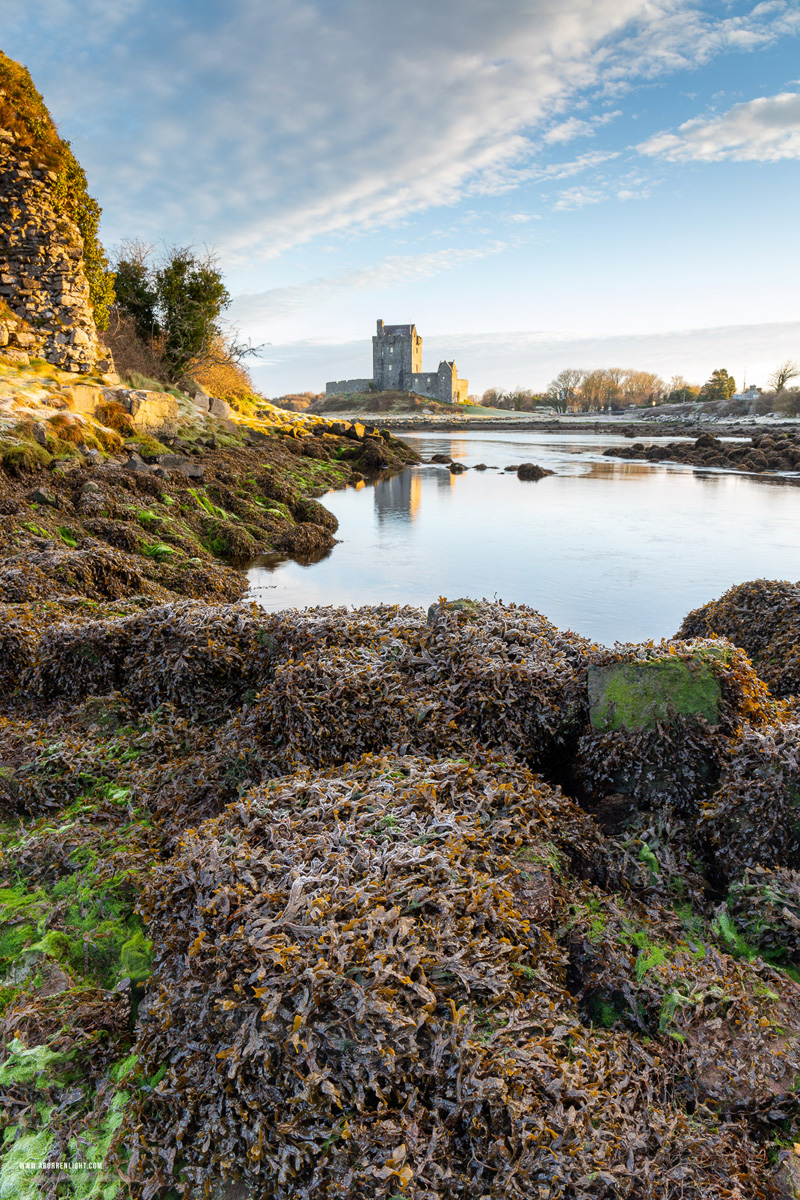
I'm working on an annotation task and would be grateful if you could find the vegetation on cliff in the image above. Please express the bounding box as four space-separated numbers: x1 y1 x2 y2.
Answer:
111 242 236 383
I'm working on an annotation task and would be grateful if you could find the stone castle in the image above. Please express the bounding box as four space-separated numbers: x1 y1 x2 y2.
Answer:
326 320 468 403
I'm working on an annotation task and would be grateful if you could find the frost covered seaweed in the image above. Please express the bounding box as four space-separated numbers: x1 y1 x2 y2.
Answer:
1 593 800 1198
678 578 800 699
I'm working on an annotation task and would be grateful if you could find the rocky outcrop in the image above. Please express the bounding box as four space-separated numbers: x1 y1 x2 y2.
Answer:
0 129 110 374
604 431 800 474
517 461 554 480
61 383 177 436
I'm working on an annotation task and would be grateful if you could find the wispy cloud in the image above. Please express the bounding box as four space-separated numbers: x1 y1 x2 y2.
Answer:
231 242 507 324
554 186 607 210
638 91 800 161
3 0 798 259
543 110 622 144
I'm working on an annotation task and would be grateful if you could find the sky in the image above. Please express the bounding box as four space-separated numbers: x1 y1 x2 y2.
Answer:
1 0 799 397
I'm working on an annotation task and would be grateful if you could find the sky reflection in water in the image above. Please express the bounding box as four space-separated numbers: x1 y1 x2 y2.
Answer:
248 431 800 646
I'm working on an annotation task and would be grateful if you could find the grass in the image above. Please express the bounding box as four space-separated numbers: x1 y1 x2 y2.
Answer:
0 440 51 472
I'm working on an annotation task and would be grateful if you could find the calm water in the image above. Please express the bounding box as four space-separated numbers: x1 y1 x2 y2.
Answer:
247 431 800 645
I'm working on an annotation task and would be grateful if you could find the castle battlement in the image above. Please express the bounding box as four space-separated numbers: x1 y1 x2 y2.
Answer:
326 319 468 403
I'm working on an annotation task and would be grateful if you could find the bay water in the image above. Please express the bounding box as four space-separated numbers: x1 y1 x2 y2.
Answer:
247 430 800 645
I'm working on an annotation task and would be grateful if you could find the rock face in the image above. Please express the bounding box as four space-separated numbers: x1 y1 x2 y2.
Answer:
0 130 107 374
0 54 112 378
124 389 178 437
61 383 178 437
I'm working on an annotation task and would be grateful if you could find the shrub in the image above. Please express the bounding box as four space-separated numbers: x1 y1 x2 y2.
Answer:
92 424 124 453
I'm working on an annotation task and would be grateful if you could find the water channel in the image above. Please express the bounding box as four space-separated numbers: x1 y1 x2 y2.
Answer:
247 430 800 646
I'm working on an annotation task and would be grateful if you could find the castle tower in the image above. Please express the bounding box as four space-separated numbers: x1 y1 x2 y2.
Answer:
372 319 422 391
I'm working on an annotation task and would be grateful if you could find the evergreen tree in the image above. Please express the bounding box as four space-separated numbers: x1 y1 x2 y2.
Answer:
156 247 230 379
112 243 230 382
699 368 736 402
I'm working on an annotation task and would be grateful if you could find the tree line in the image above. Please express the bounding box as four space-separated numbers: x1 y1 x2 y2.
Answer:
481 361 800 413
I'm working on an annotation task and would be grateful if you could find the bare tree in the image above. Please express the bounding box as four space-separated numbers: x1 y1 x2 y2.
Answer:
481 387 508 409
769 360 800 393
666 375 700 403
623 370 666 406
547 368 584 411
581 368 626 410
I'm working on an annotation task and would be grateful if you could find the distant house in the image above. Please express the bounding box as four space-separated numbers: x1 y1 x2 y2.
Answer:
732 385 762 402
326 320 469 404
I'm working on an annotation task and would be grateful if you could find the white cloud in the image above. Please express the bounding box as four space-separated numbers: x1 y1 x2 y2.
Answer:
544 109 622 143
544 118 596 144
3 0 798 261
638 91 800 161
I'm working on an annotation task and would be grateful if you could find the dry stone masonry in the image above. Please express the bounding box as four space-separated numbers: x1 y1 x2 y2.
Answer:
327 319 469 403
0 128 110 375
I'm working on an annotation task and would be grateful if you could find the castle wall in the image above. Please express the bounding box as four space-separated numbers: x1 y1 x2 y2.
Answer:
0 129 108 374
408 373 440 400
325 378 372 397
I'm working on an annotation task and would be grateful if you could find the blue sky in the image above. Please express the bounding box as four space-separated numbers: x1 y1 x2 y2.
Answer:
1 0 799 395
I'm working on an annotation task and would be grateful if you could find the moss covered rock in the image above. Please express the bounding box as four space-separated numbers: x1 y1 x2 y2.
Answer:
588 654 724 733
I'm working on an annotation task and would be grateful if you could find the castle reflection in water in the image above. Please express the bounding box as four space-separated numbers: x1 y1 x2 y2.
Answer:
373 469 424 523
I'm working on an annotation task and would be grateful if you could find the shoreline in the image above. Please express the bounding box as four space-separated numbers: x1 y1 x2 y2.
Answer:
321 411 800 438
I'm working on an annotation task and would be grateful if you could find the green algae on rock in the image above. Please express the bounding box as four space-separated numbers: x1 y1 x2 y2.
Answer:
588 654 723 732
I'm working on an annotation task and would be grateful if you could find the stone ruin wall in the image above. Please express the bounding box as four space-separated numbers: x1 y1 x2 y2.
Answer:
325 377 373 396
0 127 110 375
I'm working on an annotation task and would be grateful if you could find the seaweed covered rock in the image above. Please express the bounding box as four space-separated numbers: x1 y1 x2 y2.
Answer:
678 578 800 698
725 864 800 966
293 495 339 532
588 653 724 732
701 722 800 874
565 882 800 1111
603 432 800 478
3 592 800 1196
226 600 595 775
517 462 554 481
276 520 336 558
576 640 778 813
17 600 274 715
126 753 788 1199
0 542 175 603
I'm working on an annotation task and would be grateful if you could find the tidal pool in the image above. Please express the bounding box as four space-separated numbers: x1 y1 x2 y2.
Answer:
247 430 800 645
